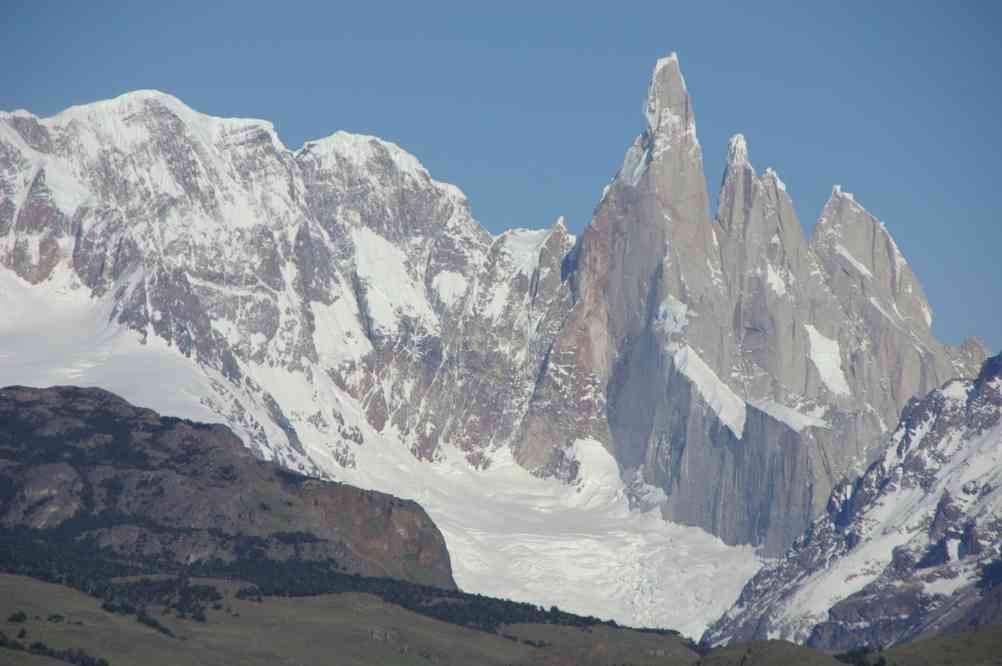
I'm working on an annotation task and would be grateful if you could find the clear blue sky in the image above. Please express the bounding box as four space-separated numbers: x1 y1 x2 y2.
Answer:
3 1 999 352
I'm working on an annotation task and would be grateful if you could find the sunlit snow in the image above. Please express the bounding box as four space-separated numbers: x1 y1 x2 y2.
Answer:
804 324 852 396
0 270 763 639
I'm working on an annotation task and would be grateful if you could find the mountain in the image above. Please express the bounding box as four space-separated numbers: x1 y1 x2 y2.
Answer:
0 385 454 588
0 54 988 633
704 354 1002 648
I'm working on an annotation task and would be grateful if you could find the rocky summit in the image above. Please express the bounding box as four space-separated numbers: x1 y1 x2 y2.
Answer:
0 54 991 632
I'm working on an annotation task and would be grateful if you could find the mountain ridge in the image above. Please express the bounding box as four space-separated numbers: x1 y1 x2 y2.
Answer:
704 352 1002 648
0 54 990 633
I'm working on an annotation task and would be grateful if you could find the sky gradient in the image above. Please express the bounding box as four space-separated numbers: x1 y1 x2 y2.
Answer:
3 1 999 351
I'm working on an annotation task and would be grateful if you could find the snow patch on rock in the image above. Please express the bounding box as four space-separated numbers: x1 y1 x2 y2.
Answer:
673 345 746 439
351 227 438 334
749 399 830 433
804 324 852 396
500 227 551 276
835 244 873 279
431 270 469 307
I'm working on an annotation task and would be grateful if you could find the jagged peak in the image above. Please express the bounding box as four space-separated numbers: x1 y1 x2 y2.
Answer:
643 52 694 137
831 183 856 202
763 167 787 192
653 52 681 78
814 183 936 328
727 133 750 166
550 215 576 246
960 336 991 358
816 184 867 231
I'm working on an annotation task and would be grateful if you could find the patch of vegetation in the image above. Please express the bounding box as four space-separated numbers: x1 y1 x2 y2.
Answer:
136 610 175 637
0 523 222 632
0 518 629 637
7 610 27 623
835 645 888 666
273 468 309 487
0 630 110 666
100 574 221 623
232 535 269 560
0 409 150 469
271 531 321 545
0 475 16 507
213 464 239 482
99 477 126 507
198 556 607 633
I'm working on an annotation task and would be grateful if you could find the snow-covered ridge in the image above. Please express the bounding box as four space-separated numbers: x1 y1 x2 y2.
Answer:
706 357 1002 647
2 57 989 640
299 130 430 183
499 227 552 275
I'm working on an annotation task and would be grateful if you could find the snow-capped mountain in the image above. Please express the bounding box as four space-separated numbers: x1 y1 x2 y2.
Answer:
704 354 1002 648
0 54 988 635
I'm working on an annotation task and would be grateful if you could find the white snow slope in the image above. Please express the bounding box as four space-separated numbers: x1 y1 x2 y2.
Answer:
0 269 761 639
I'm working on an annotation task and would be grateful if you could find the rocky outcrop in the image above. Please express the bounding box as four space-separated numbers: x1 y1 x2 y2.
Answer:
703 354 1002 648
0 385 455 589
0 55 988 563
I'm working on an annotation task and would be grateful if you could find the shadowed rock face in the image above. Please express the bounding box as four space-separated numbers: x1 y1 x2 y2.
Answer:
704 354 1002 649
0 385 456 589
0 57 988 558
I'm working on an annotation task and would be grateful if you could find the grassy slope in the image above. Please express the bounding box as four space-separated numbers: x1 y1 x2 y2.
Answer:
0 574 700 666
695 640 843 665
883 630 1002 666
3 573 999 666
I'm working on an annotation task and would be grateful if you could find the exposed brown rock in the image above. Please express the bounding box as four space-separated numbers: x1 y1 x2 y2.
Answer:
0 385 455 589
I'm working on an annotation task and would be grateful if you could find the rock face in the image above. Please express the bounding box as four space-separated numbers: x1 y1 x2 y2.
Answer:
703 354 1002 648
0 385 456 589
520 56 985 554
0 54 987 565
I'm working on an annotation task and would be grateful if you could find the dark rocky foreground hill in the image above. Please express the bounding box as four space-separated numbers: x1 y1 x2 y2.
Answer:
0 385 454 589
